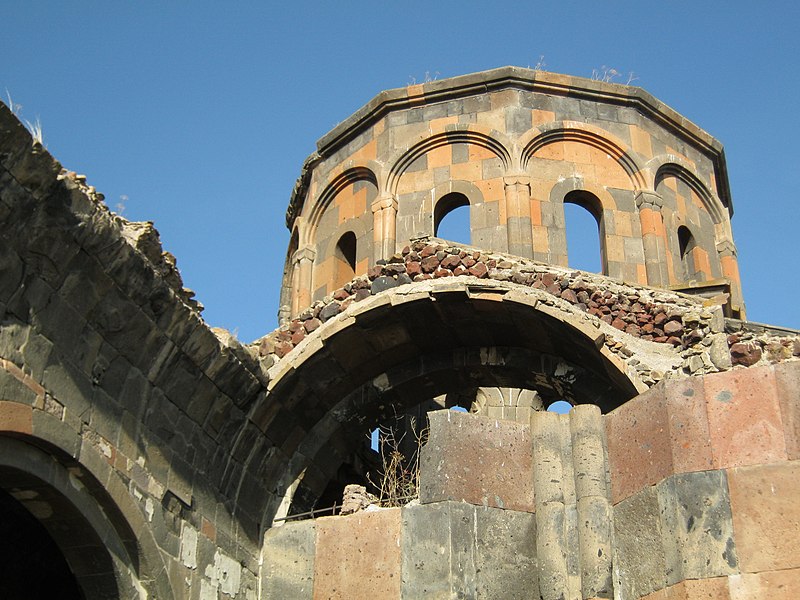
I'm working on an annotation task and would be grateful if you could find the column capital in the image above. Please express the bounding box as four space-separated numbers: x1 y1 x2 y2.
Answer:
293 245 316 263
635 190 664 210
371 194 397 213
716 239 738 257
503 175 531 187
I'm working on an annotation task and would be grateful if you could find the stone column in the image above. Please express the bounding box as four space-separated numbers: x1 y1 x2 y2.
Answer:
372 194 398 262
717 239 746 318
569 405 613 599
635 191 668 287
531 411 574 600
291 245 316 316
504 176 534 258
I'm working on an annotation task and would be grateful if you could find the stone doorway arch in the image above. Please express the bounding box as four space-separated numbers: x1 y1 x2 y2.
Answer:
0 436 171 599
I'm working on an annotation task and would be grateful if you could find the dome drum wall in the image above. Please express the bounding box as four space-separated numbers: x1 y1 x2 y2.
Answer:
282 67 743 322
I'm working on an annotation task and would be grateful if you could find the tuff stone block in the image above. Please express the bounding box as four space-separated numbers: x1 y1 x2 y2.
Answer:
314 508 401 600
727 462 800 573
657 471 738 584
728 568 800 600
419 409 534 512
262 520 316 600
613 486 667 599
703 365 787 469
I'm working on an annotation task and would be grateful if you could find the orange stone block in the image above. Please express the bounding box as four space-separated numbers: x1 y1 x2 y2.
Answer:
351 138 377 162
702 366 787 469
0 401 33 434
533 142 564 162
641 577 731 599
729 568 800 600
449 160 482 182
313 508 402 600
468 143 495 162
425 144 451 170
630 125 654 158
532 109 555 125
728 462 800 573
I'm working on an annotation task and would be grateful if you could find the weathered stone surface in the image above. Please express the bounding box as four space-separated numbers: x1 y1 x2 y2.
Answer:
370 275 399 294
728 568 800 600
613 486 667 599
703 366 787 468
262 520 316 600
314 508 401 599
658 471 738 585
419 409 534 512
774 360 800 459
401 501 537 599
727 462 800 573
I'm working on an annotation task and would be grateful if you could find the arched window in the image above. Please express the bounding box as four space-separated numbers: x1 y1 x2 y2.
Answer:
564 190 604 273
434 192 471 245
678 225 698 281
333 231 357 289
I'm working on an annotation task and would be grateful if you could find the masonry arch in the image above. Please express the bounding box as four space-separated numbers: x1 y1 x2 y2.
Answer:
0 432 172 599
430 181 486 245
249 280 642 526
332 231 357 289
563 189 605 273
306 166 379 246
521 121 646 190
387 127 512 195
653 160 725 225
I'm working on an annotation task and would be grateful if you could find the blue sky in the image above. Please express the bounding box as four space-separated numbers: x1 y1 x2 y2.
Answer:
3 2 799 341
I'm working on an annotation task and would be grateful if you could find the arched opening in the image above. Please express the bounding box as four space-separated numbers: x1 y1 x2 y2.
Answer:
564 190 604 273
434 192 471 245
678 225 699 281
0 487 83 599
333 231 357 289
256 281 642 523
0 435 160 599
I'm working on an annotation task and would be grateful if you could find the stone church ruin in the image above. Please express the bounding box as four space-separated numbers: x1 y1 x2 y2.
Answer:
1 67 798 598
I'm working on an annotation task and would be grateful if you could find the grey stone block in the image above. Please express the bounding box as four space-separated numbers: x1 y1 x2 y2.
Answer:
262 521 316 600
657 471 738 584
475 506 538 599
613 486 666 599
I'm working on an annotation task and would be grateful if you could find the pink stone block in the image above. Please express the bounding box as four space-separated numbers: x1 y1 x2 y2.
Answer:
703 366 787 469
313 508 401 600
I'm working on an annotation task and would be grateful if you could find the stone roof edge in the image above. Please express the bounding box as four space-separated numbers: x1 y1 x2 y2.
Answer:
286 66 732 229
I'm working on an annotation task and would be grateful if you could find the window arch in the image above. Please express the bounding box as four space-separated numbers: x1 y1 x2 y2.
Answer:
677 225 699 281
333 231 357 289
434 192 471 245
564 190 604 273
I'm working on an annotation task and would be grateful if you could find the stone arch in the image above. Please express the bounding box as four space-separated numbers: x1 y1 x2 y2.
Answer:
430 180 486 243
0 428 173 599
306 165 379 245
547 177 621 273
520 121 646 190
247 279 644 526
652 159 725 225
315 217 371 296
387 127 512 195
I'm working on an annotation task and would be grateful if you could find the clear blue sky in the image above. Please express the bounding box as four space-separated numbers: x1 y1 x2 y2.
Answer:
4 2 799 341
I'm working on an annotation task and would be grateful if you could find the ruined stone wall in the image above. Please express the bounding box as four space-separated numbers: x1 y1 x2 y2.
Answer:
263 361 800 599
283 67 744 319
0 102 271 598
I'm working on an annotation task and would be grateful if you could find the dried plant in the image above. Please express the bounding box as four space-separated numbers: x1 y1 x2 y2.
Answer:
368 416 428 507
